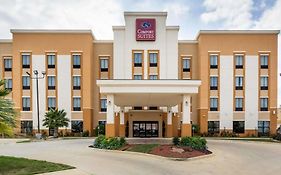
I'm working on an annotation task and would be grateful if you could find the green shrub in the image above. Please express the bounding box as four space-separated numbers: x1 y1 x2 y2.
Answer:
180 136 207 150
93 135 127 150
119 137 126 145
192 124 200 134
82 130 89 137
172 137 180 145
272 133 281 141
220 130 238 137
95 124 105 136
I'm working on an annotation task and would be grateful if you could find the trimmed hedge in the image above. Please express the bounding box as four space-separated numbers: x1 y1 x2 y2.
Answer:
93 135 126 150
174 136 207 150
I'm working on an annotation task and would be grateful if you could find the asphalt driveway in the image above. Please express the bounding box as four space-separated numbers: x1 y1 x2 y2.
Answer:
0 138 280 175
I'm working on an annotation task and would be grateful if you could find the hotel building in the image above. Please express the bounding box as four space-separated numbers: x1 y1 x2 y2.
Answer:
0 12 279 137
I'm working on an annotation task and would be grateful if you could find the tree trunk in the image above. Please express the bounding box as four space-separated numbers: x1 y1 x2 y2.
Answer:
54 128 58 138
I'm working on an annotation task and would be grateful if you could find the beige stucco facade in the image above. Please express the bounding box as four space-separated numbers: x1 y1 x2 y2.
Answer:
0 12 279 137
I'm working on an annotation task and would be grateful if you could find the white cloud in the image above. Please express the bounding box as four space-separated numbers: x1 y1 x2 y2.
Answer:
254 0 281 29
0 0 124 39
253 0 281 106
200 0 254 29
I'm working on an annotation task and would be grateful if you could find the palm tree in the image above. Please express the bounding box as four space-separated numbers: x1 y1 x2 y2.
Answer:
0 80 17 137
43 108 69 138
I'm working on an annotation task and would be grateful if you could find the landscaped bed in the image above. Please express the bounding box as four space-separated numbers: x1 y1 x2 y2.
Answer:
121 144 211 159
0 156 75 175
91 135 212 159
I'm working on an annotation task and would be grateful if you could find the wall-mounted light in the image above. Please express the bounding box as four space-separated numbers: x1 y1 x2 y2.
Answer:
273 110 276 115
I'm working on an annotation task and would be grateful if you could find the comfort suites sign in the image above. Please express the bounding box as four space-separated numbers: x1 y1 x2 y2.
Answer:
136 18 156 41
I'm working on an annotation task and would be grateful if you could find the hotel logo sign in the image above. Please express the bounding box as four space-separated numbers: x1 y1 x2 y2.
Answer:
136 18 156 41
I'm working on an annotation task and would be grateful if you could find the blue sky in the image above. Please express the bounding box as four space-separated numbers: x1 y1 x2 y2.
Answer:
0 0 280 104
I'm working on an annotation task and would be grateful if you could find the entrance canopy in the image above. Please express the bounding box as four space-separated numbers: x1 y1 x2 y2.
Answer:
97 80 201 106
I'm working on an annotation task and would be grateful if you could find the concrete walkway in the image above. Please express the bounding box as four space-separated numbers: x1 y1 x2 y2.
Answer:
0 138 281 175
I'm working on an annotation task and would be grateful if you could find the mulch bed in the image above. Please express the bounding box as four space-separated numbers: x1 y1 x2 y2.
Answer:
122 144 212 159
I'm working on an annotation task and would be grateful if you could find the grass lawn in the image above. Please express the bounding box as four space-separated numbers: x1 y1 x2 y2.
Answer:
126 144 159 153
16 140 31 143
0 156 75 175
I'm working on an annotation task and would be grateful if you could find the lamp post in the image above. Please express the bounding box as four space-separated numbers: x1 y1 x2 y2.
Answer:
26 70 46 134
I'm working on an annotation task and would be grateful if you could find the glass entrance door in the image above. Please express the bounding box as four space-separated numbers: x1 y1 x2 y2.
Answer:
133 121 159 137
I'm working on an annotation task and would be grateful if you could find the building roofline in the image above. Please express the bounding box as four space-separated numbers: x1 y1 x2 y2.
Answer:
112 26 125 30
0 39 12 43
93 40 113 44
11 29 93 34
166 26 180 30
178 40 198 44
124 11 167 16
10 29 95 39
196 30 280 39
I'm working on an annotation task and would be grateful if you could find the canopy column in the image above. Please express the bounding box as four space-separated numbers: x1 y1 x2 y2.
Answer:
119 106 125 137
181 94 192 137
167 106 173 137
106 94 115 137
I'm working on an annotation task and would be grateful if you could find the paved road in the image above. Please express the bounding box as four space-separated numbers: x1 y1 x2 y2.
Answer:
0 138 281 175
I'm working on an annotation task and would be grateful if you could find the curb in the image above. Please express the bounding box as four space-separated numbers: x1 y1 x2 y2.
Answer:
90 147 214 161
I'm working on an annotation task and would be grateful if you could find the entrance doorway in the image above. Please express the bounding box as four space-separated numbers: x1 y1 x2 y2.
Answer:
133 121 159 137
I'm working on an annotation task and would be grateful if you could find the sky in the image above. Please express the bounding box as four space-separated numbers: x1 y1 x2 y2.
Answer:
0 0 280 104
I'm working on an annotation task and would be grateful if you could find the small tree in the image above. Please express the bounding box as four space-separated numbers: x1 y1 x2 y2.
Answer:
43 109 69 138
0 80 17 137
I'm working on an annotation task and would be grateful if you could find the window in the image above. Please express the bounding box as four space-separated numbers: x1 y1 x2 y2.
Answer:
100 58 108 72
134 75 142 80
48 76 56 90
260 98 268 111
98 120 106 126
100 99 107 112
233 121 245 133
5 79 12 90
149 53 157 67
133 52 142 67
235 98 243 111
22 76 30 89
73 97 81 111
71 121 83 133
73 55 81 68
22 97 30 111
210 98 218 111
48 97 56 110
235 55 243 69
71 120 83 133
149 106 158 110
258 121 270 136
133 106 143 110
235 77 243 90
47 55 55 68
182 59 190 72
260 55 268 69
21 121 33 134
208 121 220 134
210 77 218 90
4 58 12 71
210 55 218 69
260 77 268 90
22 54 30 68
149 75 158 80
73 76 81 90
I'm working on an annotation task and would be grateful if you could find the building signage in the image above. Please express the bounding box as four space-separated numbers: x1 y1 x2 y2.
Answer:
136 18 156 41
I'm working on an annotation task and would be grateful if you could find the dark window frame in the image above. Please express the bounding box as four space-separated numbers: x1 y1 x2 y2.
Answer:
208 121 220 134
233 121 245 133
